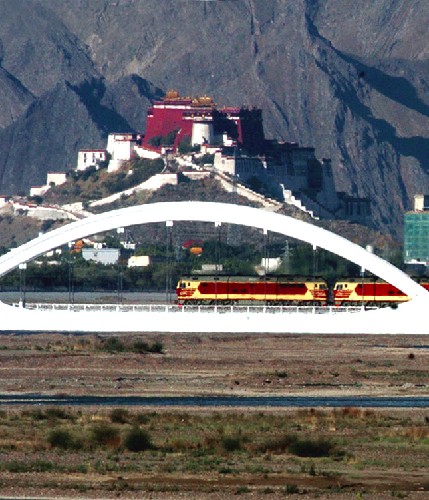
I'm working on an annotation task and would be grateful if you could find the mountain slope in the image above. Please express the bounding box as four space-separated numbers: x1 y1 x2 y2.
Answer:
0 75 162 194
1 0 429 236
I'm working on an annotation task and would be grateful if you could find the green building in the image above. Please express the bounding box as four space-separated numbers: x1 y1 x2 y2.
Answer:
404 210 429 265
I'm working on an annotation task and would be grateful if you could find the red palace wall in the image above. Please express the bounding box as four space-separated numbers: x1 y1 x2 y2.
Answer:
142 96 265 153
143 106 194 149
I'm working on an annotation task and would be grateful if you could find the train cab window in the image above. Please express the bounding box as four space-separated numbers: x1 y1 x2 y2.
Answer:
336 284 343 290
320 284 326 290
180 283 186 289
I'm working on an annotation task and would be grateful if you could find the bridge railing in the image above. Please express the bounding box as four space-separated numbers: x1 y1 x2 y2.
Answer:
13 303 376 314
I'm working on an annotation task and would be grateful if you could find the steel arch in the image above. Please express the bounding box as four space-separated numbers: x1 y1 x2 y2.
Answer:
0 201 427 301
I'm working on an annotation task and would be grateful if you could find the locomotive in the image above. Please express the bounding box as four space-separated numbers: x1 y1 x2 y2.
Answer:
333 278 408 307
333 277 429 306
176 275 429 307
176 275 329 306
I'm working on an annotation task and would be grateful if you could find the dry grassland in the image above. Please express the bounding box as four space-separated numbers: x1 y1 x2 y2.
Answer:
0 332 427 499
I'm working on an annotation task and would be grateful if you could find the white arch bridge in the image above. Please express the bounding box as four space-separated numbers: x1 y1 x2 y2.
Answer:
0 201 427 334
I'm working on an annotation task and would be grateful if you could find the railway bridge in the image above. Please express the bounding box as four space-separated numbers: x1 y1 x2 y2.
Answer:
0 201 427 334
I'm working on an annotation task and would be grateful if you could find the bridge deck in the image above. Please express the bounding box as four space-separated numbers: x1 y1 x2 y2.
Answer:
16 303 372 315
0 300 423 334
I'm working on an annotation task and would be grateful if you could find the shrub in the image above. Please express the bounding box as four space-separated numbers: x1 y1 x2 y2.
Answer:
194 153 214 165
132 339 149 353
102 337 125 353
132 339 164 354
258 434 336 457
148 340 164 354
134 413 152 425
110 408 130 424
5 460 54 473
258 434 294 453
341 407 364 418
46 407 73 420
161 129 179 146
48 428 75 450
284 484 299 494
90 423 121 447
288 436 335 457
149 135 162 147
178 137 199 154
235 486 251 494
123 427 153 452
26 409 47 420
221 435 242 452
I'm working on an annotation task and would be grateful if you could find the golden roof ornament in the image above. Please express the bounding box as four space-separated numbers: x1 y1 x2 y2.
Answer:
198 95 213 105
165 89 180 100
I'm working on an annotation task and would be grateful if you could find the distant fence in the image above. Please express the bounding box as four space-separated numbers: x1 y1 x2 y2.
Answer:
15 303 375 315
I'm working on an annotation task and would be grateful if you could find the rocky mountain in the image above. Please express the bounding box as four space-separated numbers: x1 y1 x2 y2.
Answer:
1 0 429 237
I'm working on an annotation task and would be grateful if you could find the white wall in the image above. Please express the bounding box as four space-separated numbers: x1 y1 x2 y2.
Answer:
107 133 141 172
77 151 106 171
47 172 67 186
134 146 161 160
214 152 236 175
191 121 214 146
82 248 120 265
128 255 150 268
29 186 49 197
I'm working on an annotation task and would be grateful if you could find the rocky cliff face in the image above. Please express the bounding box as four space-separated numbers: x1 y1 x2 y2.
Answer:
1 0 429 237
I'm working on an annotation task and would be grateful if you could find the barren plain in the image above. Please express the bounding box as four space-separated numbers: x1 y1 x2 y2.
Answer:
0 331 427 498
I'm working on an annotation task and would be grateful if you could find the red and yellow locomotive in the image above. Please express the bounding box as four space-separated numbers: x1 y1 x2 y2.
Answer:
333 278 408 307
332 277 429 307
176 275 328 305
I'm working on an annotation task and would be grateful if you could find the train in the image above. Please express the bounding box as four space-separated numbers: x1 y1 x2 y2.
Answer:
175 275 429 307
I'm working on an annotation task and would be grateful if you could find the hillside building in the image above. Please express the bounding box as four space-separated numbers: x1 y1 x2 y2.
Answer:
77 150 107 171
212 143 369 221
29 185 49 197
336 193 371 223
82 247 120 265
128 255 151 268
141 90 264 154
0 196 9 207
413 194 429 212
404 194 429 265
106 133 143 172
48 88 371 226
47 172 67 187
30 172 67 197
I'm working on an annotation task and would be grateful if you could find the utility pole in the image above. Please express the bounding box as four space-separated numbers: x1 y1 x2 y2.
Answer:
227 147 239 246
117 228 124 305
68 242 74 306
19 262 27 308
283 241 290 275
215 221 222 304
263 228 268 304
312 244 318 277
165 221 173 304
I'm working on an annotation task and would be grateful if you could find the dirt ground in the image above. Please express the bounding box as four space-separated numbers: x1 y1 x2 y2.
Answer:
0 332 427 499
0 331 427 397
